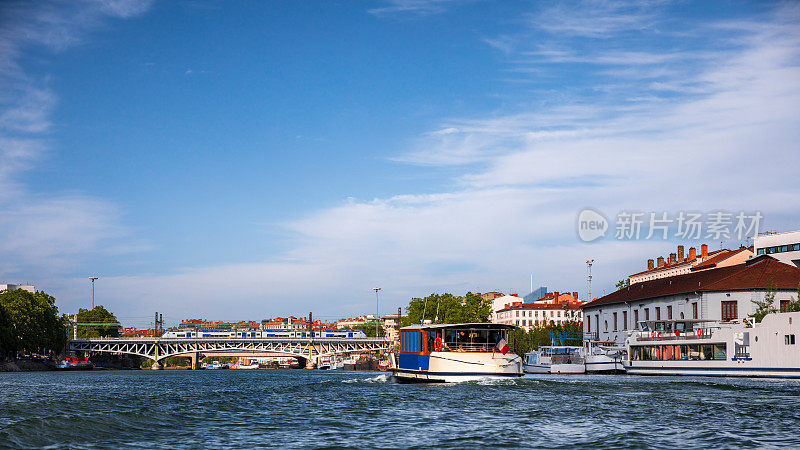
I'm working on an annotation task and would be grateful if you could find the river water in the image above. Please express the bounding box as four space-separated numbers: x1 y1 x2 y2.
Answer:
2 370 799 448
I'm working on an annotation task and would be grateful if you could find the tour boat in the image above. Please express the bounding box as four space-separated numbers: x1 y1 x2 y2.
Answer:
390 323 523 383
523 346 585 374
624 312 800 377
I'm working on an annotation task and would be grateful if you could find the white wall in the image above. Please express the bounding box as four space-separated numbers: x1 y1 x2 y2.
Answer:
583 289 797 345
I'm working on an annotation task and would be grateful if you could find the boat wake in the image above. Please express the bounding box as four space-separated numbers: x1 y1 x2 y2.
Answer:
342 373 391 384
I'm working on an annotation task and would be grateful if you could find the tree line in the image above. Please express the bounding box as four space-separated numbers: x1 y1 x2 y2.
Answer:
0 289 67 359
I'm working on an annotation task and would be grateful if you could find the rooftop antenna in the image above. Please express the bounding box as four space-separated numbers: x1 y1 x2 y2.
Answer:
586 259 594 301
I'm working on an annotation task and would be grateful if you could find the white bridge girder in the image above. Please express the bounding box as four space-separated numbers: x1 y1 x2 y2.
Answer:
69 338 390 362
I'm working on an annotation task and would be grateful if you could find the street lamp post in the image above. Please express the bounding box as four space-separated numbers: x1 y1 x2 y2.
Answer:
89 276 99 309
374 287 381 338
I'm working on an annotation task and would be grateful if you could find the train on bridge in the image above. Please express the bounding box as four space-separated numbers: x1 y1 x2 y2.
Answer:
160 329 368 339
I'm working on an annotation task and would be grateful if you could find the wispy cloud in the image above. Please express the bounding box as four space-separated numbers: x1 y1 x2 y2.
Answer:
529 0 666 38
368 0 467 17
0 1 153 279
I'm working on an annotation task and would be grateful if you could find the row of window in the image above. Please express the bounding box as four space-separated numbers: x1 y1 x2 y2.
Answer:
757 243 800 255
501 309 581 319
515 319 568 327
588 303 701 333
631 344 727 361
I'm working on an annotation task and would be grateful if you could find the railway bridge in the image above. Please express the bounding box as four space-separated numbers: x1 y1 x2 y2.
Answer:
69 337 391 369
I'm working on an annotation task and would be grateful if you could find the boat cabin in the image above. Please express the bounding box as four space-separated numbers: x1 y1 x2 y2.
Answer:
398 323 516 371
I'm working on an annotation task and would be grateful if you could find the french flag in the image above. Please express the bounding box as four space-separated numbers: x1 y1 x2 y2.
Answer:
495 338 510 355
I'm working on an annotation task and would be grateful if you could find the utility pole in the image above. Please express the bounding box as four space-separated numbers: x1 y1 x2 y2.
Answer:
586 259 594 302
89 276 98 309
374 287 381 338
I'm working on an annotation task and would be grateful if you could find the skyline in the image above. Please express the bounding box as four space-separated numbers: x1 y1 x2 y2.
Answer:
1 0 799 327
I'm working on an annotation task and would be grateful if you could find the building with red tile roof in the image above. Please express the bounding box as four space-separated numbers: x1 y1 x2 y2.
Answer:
583 255 800 345
494 291 586 331
628 244 753 284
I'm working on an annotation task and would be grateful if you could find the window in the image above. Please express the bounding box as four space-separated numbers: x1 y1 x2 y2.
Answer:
794 244 800 251
634 310 639 326
781 300 790 312
613 312 618 331
655 307 661 321
692 302 698 319
623 311 628 330
587 317 591 333
645 308 650 321
785 335 796 345
757 248 765 255
721 301 737 322
604 320 608 332
782 245 789 252
667 305 673 320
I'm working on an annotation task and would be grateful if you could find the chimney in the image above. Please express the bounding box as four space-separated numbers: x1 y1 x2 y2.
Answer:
647 259 654 270
573 292 578 300
657 256 665 267
689 247 697 260
669 253 677 264
701 244 708 258
554 291 560 301
678 245 684 260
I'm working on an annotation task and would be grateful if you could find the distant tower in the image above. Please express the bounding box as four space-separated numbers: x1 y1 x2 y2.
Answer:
586 259 594 301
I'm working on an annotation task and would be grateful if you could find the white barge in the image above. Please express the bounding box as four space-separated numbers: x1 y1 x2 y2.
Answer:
624 312 800 377
390 323 523 383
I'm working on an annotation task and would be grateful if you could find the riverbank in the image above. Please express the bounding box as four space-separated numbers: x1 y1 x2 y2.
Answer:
0 358 55 372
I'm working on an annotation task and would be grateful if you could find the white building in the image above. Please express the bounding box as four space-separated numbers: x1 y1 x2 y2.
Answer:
629 244 752 284
755 230 800 267
495 292 585 331
582 256 800 345
490 294 523 322
0 283 35 293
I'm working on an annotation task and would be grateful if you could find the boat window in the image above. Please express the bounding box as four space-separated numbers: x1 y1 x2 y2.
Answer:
701 345 714 360
713 344 727 359
785 335 796 345
426 331 437 352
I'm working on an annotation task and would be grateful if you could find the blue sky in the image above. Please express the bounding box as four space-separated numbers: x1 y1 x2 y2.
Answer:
1 0 798 327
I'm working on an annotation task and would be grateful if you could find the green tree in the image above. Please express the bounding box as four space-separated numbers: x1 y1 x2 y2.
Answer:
509 321 584 356
750 280 777 324
0 289 67 357
784 282 800 312
401 292 492 327
615 279 630 290
0 302 20 358
74 305 120 338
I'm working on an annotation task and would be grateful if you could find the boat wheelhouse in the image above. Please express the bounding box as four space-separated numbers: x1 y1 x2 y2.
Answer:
390 323 523 383
624 312 800 377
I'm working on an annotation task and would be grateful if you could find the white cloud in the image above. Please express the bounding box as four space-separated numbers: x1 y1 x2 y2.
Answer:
0 1 152 279
368 0 467 17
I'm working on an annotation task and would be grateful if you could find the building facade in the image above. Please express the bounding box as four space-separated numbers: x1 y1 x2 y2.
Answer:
0 283 35 293
628 244 752 284
494 292 585 331
582 256 800 345
755 230 800 267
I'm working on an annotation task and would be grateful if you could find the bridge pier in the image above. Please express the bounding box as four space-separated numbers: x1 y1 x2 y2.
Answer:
190 352 200 370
